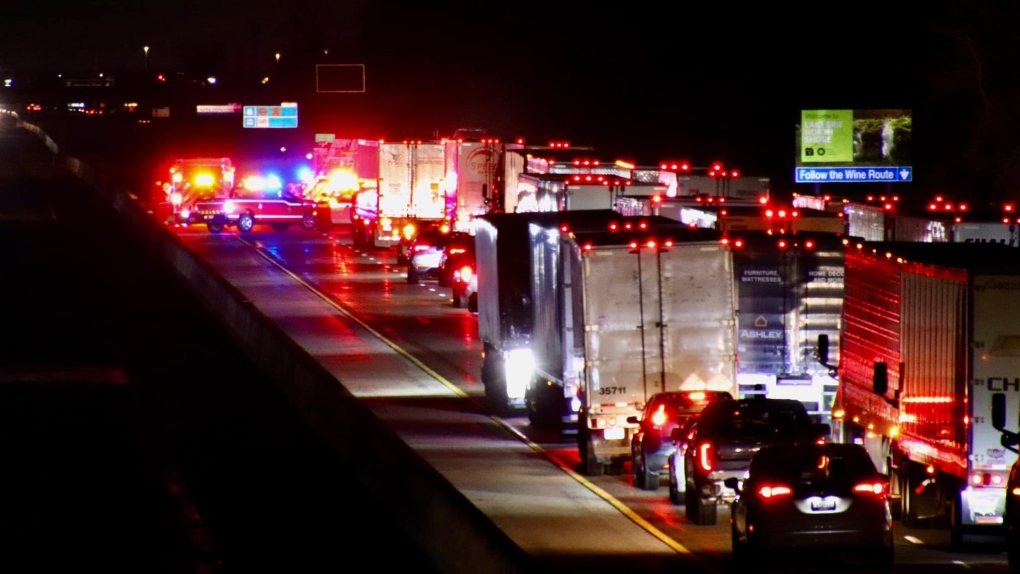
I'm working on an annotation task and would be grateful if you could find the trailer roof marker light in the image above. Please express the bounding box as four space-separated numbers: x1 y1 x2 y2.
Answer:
646 240 657 249
639 221 648 230
628 241 639 251
609 222 619 231
583 243 594 251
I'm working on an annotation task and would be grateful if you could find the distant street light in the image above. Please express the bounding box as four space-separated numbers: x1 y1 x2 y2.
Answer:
275 52 281 64
143 46 149 70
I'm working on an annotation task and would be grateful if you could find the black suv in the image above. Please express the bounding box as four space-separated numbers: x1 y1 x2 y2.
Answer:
628 391 732 491
683 398 829 526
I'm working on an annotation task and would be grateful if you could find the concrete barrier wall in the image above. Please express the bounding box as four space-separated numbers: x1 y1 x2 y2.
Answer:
14 116 538 574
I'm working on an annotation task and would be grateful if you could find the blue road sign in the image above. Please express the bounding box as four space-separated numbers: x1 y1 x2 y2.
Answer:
242 104 298 128
795 166 912 183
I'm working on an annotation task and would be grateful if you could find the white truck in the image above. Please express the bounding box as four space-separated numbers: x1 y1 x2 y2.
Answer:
952 221 1020 247
352 141 449 249
475 211 624 416
443 133 524 231
732 232 845 426
834 241 1020 546
559 223 740 475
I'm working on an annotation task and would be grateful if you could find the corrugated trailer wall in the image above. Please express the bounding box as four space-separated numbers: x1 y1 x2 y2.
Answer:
840 248 902 429
899 264 969 476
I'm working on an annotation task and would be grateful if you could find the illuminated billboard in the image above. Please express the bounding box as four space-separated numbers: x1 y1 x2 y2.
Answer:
794 109 912 183
242 102 298 128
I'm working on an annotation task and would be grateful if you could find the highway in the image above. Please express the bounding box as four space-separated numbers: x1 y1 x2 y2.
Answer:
0 114 438 572
3 108 1016 573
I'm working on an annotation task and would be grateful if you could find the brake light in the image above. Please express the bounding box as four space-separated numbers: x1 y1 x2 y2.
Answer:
853 481 887 496
757 485 792 498
413 244 431 252
457 266 474 282
651 405 667 427
448 247 467 255
698 443 713 472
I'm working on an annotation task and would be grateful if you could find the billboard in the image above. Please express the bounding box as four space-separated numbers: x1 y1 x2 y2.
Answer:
794 109 912 183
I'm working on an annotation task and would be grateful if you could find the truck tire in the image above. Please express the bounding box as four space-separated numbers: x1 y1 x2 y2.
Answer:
481 350 510 416
668 461 684 504
467 292 478 313
577 425 604 476
238 212 255 233
300 211 317 230
899 463 924 528
632 450 658 491
207 216 226 233
526 381 562 432
693 497 718 526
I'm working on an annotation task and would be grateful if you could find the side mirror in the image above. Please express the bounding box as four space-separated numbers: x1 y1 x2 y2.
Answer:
816 334 830 365
873 362 888 396
993 393 1008 431
723 477 742 493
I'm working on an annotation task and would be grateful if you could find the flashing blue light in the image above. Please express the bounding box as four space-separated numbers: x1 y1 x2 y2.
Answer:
266 174 283 190
297 166 313 183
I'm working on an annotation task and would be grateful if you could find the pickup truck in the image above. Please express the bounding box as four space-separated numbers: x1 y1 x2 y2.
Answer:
190 190 321 233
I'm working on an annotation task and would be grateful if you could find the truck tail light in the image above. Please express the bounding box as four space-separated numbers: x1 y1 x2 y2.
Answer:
698 442 714 472
971 472 1006 487
456 266 474 282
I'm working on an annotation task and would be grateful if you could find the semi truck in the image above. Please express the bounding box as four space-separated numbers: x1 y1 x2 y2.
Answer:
475 210 626 417
833 241 1020 545
352 141 449 249
732 232 845 426
442 131 524 231
563 224 739 475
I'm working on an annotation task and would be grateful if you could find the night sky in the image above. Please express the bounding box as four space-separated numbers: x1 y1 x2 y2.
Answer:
4 1 1020 199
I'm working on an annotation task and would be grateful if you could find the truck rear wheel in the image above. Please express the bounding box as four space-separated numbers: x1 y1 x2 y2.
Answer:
577 425 604 476
238 212 255 233
207 216 226 233
687 493 717 526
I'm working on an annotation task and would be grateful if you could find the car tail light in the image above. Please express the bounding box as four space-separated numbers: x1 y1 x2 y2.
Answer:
457 266 474 282
971 472 1007 487
853 481 887 496
698 442 714 472
651 405 667 428
448 247 467 255
413 243 431 252
757 485 793 499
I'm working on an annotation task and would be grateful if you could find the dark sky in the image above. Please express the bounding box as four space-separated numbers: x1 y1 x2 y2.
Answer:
5 1 1020 198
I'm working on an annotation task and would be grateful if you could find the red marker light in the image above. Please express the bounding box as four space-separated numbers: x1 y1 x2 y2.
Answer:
646 240 657 249
652 195 662 203
609 222 619 231
805 240 815 250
